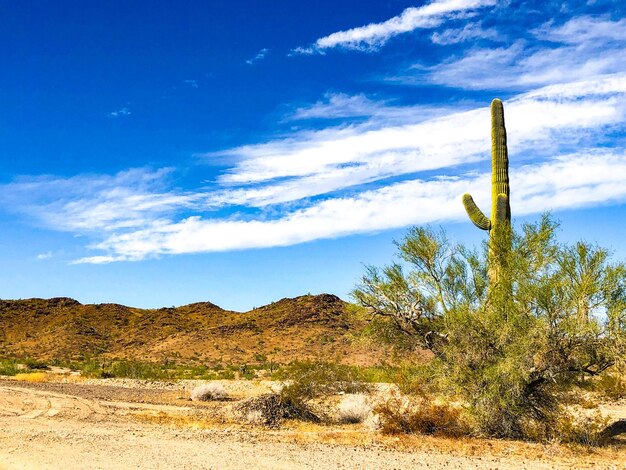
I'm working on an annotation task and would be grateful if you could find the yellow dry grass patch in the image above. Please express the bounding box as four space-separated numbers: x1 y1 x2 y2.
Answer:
14 372 49 383
133 411 228 430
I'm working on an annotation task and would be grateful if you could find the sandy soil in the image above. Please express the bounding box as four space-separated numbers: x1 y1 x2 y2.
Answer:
0 378 624 469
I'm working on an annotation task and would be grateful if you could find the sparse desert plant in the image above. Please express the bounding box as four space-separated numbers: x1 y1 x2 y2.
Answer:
190 382 229 401
337 394 372 424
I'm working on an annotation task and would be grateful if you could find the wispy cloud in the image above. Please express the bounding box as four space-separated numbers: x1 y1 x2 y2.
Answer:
36 252 53 260
3 73 624 263
183 79 199 88
536 15 626 44
287 92 454 123
108 107 131 118
210 75 625 191
246 48 269 65
400 15 626 90
76 150 626 263
294 0 497 53
430 21 499 45
0 168 191 232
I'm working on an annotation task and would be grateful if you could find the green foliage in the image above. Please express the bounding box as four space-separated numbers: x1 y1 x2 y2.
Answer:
0 358 20 376
595 372 626 400
275 361 369 402
353 214 626 440
108 360 172 380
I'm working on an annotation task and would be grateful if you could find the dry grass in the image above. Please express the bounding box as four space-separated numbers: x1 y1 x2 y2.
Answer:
336 394 371 424
13 372 49 383
135 411 224 430
190 383 229 401
126 399 626 469
374 395 467 437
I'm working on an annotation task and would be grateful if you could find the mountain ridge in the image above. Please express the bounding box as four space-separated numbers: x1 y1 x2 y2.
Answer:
0 294 387 366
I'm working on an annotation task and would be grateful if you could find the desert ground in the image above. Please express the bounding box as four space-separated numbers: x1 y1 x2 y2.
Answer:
1 374 624 469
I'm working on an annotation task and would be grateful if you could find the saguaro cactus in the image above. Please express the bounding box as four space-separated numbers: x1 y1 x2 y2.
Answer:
462 99 511 286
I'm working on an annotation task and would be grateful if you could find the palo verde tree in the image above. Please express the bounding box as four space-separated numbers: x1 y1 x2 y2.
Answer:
353 100 626 440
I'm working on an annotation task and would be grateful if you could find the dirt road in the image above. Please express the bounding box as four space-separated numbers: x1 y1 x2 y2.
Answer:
0 380 623 469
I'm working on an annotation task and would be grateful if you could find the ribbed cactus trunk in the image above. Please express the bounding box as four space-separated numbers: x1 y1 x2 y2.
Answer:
462 99 511 290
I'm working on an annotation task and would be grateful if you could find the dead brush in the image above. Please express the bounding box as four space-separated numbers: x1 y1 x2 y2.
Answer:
235 393 320 428
374 394 468 437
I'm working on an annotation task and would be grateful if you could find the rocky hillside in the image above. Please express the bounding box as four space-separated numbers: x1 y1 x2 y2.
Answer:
0 294 387 365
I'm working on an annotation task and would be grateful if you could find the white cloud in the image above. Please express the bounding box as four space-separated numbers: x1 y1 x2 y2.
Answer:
5 74 626 263
207 74 625 197
108 107 131 118
430 21 499 44
0 168 191 232
407 15 626 90
537 15 626 44
36 252 53 260
290 93 391 120
296 0 497 53
288 92 453 123
75 150 626 263
246 48 269 65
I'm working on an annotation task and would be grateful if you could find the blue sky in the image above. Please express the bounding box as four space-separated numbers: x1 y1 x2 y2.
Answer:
2 0 626 310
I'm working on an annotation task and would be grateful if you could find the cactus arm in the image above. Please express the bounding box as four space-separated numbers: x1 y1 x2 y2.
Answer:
462 193 491 231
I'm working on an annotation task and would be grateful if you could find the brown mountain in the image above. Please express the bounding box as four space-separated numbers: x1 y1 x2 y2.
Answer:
0 294 387 365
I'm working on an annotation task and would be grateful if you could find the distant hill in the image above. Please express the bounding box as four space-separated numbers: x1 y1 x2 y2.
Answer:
0 294 390 365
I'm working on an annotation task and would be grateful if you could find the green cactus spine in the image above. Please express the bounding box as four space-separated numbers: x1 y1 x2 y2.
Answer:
462 99 511 287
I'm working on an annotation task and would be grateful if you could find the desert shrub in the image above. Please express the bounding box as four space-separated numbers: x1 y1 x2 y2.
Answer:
374 395 467 437
77 359 112 378
22 358 49 370
277 361 369 402
524 407 611 447
596 373 626 400
108 360 170 380
190 382 229 401
337 394 372 424
217 369 235 380
354 215 626 441
0 358 19 376
552 410 610 447
236 393 320 428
